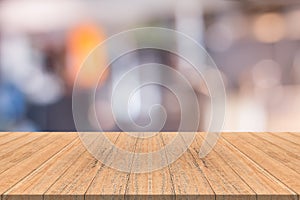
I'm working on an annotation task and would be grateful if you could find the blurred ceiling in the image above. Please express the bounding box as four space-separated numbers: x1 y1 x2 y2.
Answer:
0 0 235 32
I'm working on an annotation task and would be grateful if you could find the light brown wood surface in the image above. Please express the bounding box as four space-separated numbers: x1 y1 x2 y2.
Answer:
0 132 299 200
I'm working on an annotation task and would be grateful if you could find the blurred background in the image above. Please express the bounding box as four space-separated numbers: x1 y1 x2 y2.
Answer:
0 0 300 132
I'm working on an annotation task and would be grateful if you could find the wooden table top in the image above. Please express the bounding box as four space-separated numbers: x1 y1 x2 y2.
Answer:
0 132 299 200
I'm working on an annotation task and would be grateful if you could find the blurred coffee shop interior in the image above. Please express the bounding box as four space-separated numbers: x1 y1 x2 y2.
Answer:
0 0 300 132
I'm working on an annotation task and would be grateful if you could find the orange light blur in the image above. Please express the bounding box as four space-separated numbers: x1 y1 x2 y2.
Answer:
66 23 108 88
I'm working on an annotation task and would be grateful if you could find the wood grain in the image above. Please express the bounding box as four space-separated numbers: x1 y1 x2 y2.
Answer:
161 132 214 200
0 132 30 146
0 132 299 200
44 133 120 200
197 133 296 200
0 132 62 174
270 132 300 146
85 132 136 200
126 133 174 199
222 132 300 199
185 133 256 200
0 132 77 197
226 132 300 173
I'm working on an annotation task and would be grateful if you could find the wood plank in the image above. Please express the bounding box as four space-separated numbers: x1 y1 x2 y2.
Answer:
254 132 300 156
180 132 256 200
0 132 77 197
85 133 138 200
0 132 299 199
3 138 85 200
222 132 300 198
254 132 300 151
197 133 296 200
0 132 57 174
0 132 30 146
271 132 300 145
161 132 214 200
125 133 175 199
231 132 300 173
0 132 10 138
289 132 300 138
44 133 120 200
0 132 46 156
0 133 69 173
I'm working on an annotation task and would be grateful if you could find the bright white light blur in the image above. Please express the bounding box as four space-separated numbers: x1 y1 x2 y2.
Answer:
23 73 64 105
237 96 266 131
0 34 64 105
0 0 85 32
